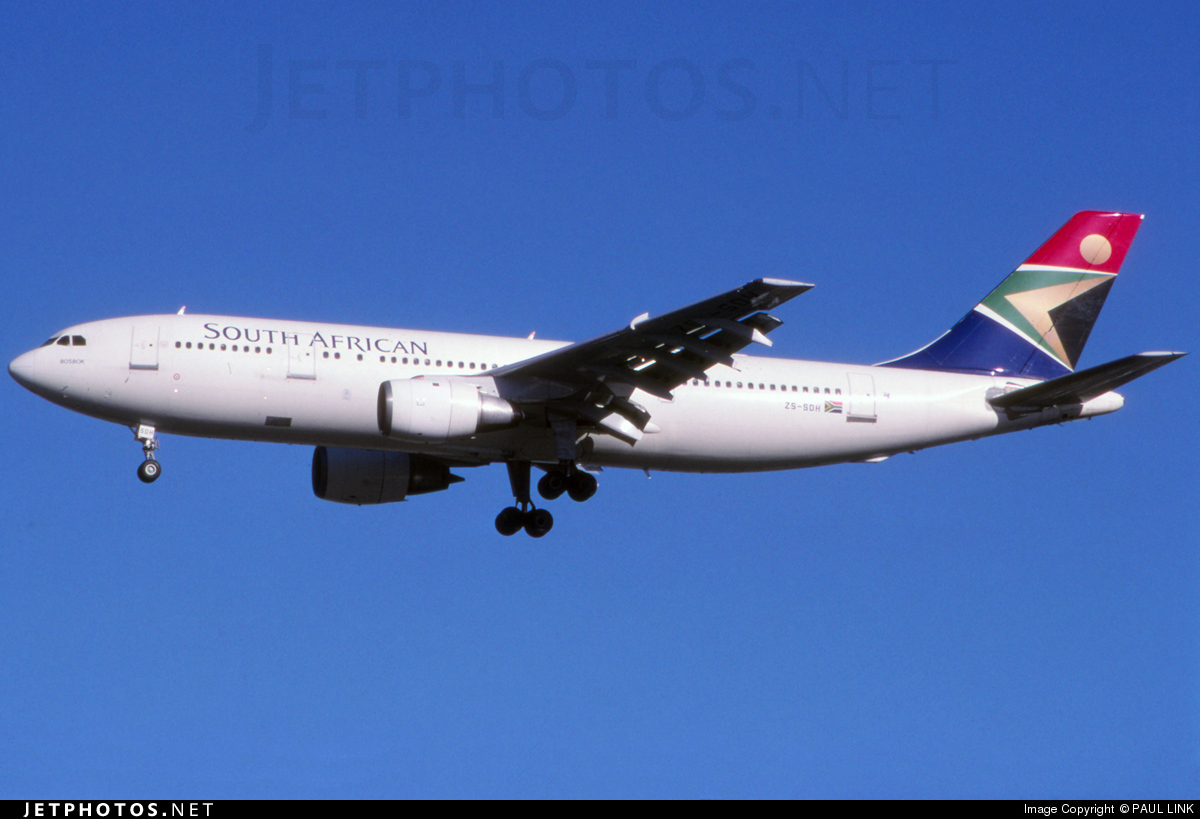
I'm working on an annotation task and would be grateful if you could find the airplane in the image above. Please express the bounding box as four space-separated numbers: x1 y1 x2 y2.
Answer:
8 211 1185 537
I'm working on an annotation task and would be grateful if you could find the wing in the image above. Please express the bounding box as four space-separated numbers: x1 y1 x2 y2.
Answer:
490 278 813 444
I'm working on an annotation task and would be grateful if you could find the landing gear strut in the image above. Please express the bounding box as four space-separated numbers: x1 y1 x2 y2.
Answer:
495 461 554 537
134 424 161 484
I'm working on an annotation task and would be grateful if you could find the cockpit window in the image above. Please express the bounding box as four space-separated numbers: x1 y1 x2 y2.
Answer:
41 334 87 347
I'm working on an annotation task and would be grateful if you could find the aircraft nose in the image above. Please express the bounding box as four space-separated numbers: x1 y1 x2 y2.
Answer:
9 349 38 390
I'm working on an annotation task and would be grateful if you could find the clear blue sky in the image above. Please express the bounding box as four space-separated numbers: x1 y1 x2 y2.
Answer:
2 0 1196 798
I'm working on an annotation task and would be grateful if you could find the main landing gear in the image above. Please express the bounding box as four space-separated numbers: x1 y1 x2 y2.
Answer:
495 461 552 537
537 466 598 503
495 461 599 538
134 424 162 484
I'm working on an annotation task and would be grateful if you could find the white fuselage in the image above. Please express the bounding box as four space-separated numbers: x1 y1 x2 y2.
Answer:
9 314 1124 472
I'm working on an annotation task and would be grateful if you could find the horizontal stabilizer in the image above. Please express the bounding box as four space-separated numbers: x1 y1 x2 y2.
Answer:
988 351 1185 410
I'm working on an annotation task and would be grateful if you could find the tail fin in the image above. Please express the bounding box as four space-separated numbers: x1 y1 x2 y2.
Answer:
879 212 1143 379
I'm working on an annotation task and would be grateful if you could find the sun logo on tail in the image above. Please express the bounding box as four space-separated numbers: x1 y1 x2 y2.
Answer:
1079 233 1112 264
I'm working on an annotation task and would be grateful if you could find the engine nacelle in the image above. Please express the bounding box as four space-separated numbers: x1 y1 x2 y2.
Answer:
377 378 521 441
311 446 462 505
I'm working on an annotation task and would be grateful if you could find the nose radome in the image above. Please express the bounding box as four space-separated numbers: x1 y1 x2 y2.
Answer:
9 349 38 390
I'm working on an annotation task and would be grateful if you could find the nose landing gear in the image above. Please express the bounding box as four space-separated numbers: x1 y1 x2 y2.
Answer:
136 459 161 483
133 424 161 484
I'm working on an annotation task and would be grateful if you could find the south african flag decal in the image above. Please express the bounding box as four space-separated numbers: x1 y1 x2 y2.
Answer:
825 401 843 413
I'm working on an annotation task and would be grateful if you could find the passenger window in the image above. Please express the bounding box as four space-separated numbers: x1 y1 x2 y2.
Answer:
322 351 329 359
175 342 182 349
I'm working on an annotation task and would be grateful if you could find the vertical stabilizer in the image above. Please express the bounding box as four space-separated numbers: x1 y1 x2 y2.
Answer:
880 212 1143 379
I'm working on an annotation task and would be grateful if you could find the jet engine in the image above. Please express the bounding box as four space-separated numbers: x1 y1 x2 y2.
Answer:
312 446 462 505
377 378 521 441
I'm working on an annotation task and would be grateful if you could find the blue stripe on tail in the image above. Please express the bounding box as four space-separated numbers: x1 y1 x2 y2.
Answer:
880 310 1071 379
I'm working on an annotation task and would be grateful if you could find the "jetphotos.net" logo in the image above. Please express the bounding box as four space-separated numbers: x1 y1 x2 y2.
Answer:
244 45 955 132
